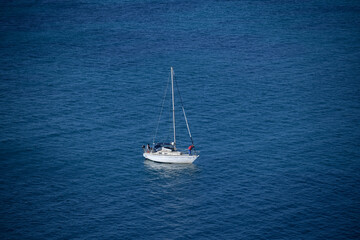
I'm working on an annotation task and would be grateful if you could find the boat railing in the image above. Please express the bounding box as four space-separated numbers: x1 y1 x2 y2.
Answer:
143 147 199 155
177 148 200 155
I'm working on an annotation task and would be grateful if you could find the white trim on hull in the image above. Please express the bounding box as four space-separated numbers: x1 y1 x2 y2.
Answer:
143 152 198 164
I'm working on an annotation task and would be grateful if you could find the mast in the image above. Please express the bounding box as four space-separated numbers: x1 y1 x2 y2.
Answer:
171 67 176 149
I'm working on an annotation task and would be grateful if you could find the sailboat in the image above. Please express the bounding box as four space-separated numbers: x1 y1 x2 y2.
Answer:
143 67 199 164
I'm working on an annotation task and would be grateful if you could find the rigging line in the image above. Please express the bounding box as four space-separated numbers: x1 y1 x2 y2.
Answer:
174 74 194 145
153 73 170 145
165 93 172 142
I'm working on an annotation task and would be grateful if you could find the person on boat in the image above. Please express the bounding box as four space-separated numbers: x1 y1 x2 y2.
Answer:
147 144 150 153
142 145 145 152
188 145 194 155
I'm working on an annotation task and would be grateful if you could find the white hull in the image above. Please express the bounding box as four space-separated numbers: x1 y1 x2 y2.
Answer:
143 152 198 164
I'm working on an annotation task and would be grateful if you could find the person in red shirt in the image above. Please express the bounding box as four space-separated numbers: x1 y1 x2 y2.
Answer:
188 145 194 155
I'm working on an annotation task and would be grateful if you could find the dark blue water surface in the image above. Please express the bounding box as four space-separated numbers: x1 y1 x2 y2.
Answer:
1 0 360 239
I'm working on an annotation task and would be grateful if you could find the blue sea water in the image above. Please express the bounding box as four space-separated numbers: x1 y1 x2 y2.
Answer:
1 0 360 239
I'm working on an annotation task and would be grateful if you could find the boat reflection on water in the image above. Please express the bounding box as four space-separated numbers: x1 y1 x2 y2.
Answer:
144 160 198 178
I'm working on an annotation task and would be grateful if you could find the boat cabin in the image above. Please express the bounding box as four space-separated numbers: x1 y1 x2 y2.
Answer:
154 142 175 152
